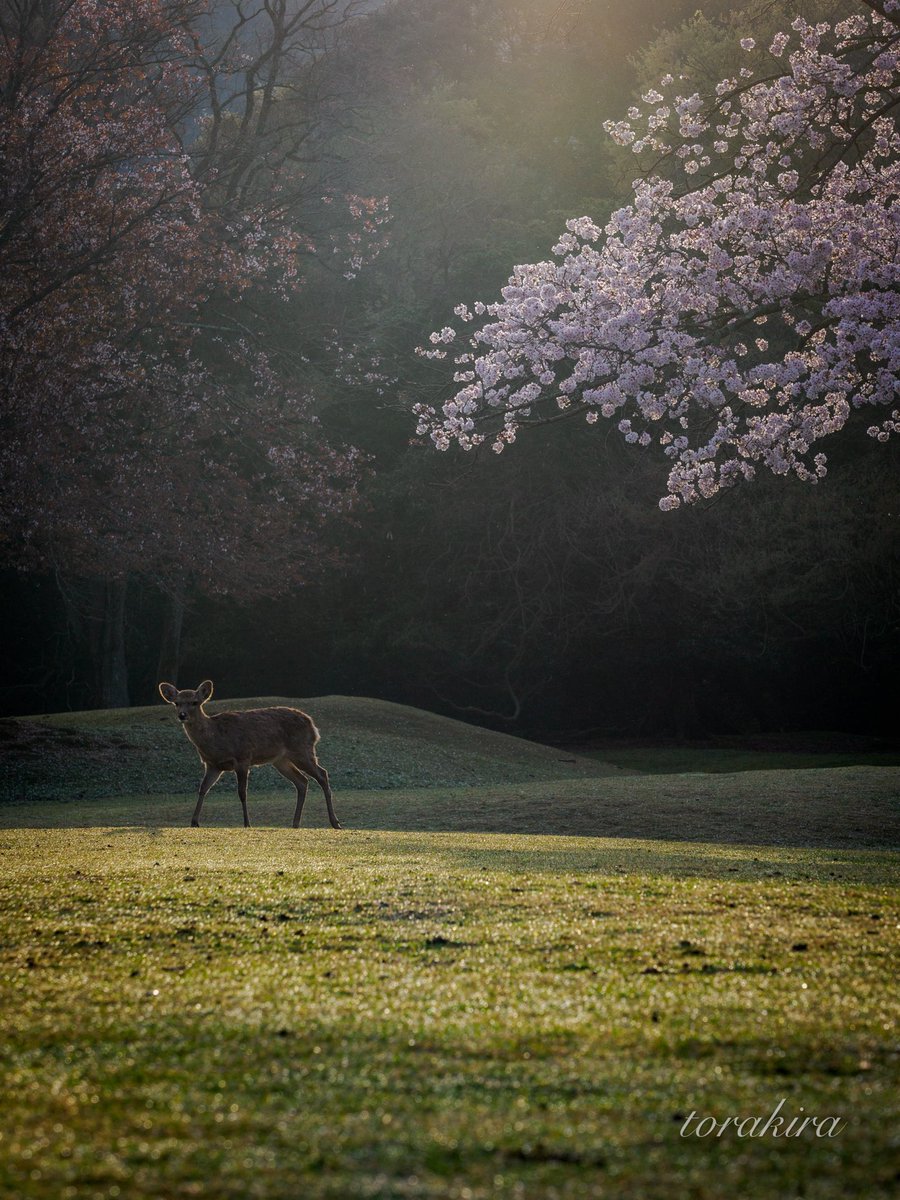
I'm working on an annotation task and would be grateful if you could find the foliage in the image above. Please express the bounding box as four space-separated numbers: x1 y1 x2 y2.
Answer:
0 0 383 597
419 2 900 506
2 0 897 736
288 421 897 737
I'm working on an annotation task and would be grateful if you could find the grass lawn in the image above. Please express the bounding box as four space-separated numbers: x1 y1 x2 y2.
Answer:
0 698 898 1198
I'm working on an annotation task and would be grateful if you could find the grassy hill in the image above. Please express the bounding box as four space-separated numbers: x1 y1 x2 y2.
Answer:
1 696 898 847
0 695 630 806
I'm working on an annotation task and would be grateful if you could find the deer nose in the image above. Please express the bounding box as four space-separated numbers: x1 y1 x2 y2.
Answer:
178 711 188 721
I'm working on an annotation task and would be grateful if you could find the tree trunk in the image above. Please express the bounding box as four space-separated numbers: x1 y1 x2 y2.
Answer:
98 579 130 708
54 572 130 708
156 588 185 686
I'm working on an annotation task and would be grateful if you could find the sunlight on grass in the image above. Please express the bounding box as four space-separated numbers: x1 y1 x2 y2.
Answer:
0 827 897 1199
2 701 897 1197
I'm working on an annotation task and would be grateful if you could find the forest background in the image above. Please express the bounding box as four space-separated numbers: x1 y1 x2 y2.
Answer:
2 0 897 743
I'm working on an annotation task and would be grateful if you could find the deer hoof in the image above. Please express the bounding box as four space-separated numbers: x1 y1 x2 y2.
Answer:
331 820 344 830
191 820 200 828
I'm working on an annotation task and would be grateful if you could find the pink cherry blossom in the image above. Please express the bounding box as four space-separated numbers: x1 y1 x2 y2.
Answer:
419 4 900 509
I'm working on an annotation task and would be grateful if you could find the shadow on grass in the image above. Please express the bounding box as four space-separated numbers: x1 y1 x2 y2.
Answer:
2 767 897 851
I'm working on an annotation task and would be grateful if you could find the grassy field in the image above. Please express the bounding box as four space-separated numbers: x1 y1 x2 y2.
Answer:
0 698 898 1199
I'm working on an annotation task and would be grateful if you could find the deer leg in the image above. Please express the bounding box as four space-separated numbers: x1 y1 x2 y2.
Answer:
275 759 309 828
297 757 341 829
236 765 251 828
192 766 222 827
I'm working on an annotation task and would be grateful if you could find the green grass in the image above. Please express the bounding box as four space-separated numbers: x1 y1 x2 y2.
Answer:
1 698 898 1198
0 696 630 806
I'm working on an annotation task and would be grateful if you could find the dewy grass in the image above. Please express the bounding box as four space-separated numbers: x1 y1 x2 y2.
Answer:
0 827 897 1200
0 698 897 1197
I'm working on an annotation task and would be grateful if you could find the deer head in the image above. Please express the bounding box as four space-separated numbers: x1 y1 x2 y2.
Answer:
159 680 214 723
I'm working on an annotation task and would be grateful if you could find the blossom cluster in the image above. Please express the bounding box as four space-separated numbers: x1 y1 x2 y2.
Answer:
418 8 900 507
326 194 392 279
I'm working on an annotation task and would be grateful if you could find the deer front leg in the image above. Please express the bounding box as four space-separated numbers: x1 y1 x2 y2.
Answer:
236 765 251 828
192 766 222 827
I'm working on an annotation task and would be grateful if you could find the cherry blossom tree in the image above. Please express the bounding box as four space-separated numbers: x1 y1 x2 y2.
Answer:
417 2 900 508
0 0 385 703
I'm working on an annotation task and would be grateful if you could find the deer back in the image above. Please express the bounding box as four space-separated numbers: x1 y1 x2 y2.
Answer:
186 705 318 768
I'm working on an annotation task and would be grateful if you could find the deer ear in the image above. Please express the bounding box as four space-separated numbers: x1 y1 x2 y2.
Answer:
197 680 214 703
159 682 178 704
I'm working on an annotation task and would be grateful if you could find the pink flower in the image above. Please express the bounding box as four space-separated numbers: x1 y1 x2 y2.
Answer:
421 10 900 508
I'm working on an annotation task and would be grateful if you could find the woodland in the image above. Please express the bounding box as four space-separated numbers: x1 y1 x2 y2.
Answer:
2 0 898 741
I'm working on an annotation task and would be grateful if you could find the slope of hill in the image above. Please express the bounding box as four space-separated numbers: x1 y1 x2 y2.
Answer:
0 695 630 805
1 697 898 848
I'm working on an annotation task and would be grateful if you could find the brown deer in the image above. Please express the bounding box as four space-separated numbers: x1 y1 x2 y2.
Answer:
158 680 341 829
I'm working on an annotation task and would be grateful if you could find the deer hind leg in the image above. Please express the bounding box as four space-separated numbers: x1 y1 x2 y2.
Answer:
274 759 309 828
295 753 341 830
192 766 222 827
236 765 251 828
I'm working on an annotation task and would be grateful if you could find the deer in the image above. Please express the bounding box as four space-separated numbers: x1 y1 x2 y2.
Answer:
158 680 341 830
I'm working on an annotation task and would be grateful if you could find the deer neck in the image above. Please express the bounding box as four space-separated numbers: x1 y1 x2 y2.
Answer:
182 706 215 753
